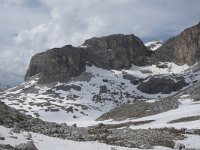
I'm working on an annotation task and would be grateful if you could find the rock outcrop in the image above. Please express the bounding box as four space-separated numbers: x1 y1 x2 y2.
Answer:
153 22 200 65
82 34 151 68
25 45 85 83
25 34 150 83
137 75 188 94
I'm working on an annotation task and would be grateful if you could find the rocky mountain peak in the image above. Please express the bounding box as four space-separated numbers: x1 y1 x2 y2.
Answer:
25 34 150 83
83 34 142 49
153 22 200 65
82 34 151 66
145 40 164 51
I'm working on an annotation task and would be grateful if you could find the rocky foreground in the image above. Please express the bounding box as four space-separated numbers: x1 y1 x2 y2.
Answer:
1 98 200 150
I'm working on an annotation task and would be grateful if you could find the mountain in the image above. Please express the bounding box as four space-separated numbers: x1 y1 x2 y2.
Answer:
145 40 164 51
0 32 195 125
153 22 200 65
25 34 151 84
0 84 10 91
1 23 200 150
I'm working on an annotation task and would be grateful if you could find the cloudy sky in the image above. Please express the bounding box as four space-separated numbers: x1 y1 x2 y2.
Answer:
0 0 200 86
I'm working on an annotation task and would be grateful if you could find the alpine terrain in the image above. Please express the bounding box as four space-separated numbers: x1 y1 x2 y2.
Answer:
1 23 200 150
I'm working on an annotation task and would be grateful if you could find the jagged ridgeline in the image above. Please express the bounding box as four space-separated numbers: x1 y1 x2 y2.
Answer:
25 34 151 83
25 22 200 84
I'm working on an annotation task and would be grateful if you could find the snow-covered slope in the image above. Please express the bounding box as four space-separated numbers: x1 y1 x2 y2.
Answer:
145 40 164 51
101 95 200 130
2 125 195 150
0 62 193 126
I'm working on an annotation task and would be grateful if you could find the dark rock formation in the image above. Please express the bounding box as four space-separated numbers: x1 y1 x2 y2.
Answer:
83 47 131 70
25 45 85 83
82 34 151 68
54 85 81 91
137 75 188 94
153 22 200 65
25 34 150 83
99 85 107 93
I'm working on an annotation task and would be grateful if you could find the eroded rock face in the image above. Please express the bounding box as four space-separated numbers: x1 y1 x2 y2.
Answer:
82 34 151 68
25 45 85 83
25 34 150 83
154 22 200 65
83 47 131 70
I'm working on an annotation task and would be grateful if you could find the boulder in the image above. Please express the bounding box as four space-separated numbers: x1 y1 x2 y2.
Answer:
26 133 32 140
11 125 21 133
99 85 107 93
174 143 185 150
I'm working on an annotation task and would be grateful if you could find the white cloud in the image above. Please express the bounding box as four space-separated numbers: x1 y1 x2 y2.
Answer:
14 7 106 49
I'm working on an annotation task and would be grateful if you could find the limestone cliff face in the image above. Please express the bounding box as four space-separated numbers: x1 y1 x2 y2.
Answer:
25 45 85 83
154 22 200 65
82 34 150 67
25 34 150 83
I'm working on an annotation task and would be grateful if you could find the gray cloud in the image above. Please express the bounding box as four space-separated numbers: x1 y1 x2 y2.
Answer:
0 0 200 86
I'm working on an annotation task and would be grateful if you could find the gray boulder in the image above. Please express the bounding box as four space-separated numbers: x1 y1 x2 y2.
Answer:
99 85 107 93
0 136 5 140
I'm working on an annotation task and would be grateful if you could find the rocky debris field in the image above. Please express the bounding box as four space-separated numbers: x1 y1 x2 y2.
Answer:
1 100 200 149
97 98 180 121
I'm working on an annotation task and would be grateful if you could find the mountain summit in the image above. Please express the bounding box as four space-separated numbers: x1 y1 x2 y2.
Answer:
25 34 150 84
154 22 200 65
